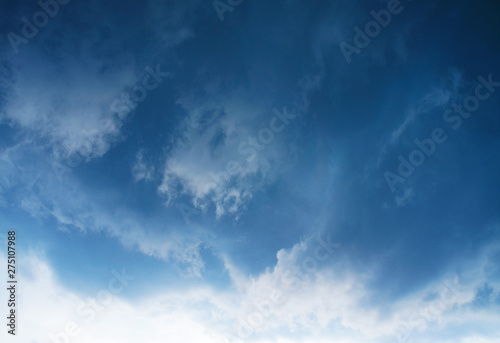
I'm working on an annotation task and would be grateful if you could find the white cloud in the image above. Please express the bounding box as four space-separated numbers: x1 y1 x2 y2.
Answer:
0 45 140 160
218 238 500 343
1 238 499 343
0 251 222 343
47 198 210 277
132 149 155 182
0 0 194 164
0 143 209 277
158 92 300 218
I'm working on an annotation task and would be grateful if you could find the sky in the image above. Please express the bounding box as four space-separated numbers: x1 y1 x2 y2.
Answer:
0 0 499 342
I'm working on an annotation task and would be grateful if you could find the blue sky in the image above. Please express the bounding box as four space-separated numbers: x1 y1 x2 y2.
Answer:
0 0 499 342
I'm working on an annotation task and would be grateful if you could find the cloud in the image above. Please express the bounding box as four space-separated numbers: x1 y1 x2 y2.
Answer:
132 149 155 182
0 141 210 276
0 251 222 343
0 48 137 161
386 68 464 148
0 0 195 163
45 191 211 277
158 91 301 218
219 236 500 343
2 238 499 343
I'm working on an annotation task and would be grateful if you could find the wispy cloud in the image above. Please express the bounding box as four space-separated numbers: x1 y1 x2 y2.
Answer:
158 91 301 218
132 149 156 182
